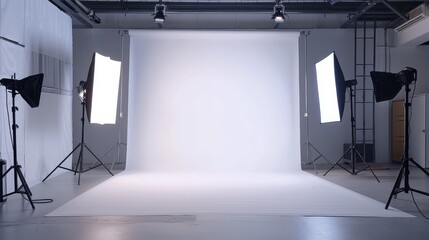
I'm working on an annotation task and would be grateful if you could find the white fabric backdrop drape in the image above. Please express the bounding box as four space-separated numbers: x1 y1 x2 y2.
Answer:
127 30 301 173
0 0 73 188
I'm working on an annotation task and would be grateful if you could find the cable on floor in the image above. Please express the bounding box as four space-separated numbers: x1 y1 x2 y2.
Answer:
410 190 429 219
21 193 54 204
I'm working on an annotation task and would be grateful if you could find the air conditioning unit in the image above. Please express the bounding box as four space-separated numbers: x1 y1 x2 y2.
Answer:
395 3 429 32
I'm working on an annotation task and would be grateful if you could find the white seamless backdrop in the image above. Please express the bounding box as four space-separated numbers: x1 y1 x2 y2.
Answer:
127 30 300 173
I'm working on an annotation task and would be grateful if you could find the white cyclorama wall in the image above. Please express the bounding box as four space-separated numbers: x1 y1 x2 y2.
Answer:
127 30 301 173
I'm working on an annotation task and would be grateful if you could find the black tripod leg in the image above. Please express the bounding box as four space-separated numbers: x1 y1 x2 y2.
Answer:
43 144 81 182
76 145 85 185
385 163 405 209
74 145 84 176
354 150 380 182
2 166 14 178
84 145 114 176
16 167 35 209
324 147 352 176
409 158 429 176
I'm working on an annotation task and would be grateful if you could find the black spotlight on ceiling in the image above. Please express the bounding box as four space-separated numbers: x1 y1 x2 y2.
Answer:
153 0 167 24
370 67 429 210
315 52 379 182
271 0 286 23
0 73 44 209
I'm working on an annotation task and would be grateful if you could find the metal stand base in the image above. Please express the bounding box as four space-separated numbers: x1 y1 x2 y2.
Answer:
99 142 127 171
43 101 114 185
2 165 35 209
1 86 35 209
303 141 331 173
385 158 429 209
323 81 379 182
324 145 380 182
43 143 114 185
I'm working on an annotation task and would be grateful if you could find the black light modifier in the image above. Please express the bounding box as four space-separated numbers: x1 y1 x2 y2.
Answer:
0 73 43 108
370 67 416 102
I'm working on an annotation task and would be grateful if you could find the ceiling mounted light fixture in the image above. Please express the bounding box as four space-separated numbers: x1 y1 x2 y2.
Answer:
272 0 286 23
154 0 167 24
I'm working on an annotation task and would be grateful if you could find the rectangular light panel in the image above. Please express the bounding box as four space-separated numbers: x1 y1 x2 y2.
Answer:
90 52 121 124
315 52 341 123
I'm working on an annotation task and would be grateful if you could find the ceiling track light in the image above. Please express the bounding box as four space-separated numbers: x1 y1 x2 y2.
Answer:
272 0 286 23
153 0 167 24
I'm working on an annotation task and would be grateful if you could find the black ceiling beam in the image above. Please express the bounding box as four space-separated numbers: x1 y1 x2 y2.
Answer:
54 1 423 29
84 2 355 13
49 0 94 28
83 1 422 15
341 0 411 28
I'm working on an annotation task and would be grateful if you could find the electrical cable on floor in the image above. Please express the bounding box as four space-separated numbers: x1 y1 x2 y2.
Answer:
410 190 429 219
410 191 429 219
407 78 428 220
21 193 53 204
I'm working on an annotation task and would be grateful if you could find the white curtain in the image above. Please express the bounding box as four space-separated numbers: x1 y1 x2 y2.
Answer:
0 0 25 45
127 30 301 173
0 0 73 189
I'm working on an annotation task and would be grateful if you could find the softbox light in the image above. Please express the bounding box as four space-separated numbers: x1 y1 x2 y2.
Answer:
86 52 121 125
315 52 346 123
0 73 44 108
370 67 416 102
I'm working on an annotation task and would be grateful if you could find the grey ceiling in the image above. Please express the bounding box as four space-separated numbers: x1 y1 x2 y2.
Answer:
49 0 424 29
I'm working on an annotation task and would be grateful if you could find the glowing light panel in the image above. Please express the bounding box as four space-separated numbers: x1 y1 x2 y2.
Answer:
315 52 345 123
88 52 121 125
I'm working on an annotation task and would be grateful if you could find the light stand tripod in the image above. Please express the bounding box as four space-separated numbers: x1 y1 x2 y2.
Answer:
324 80 380 182
101 142 127 172
385 82 429 209
43 98 114 185
301 31 331 172
1 87 35 209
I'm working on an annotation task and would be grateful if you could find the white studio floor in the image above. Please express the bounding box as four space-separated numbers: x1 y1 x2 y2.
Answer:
47 170 411 218
3 164 429 240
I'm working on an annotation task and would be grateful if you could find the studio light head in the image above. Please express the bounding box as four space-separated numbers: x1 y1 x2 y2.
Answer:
154 0 167 24
315 52 346 123
0 73 44 108
77 80 86 102
370 67 416 102
272 0 286 23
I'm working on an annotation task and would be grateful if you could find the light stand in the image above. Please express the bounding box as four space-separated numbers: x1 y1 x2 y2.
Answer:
43 90 114 185
1 87 35 209
0 73 44 209
100 53 127 171
324 80 380 182
302 31 331 171
370 67 429 209
385 81 429 209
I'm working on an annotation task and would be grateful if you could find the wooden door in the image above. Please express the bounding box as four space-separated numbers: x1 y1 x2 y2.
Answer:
392 100 404 162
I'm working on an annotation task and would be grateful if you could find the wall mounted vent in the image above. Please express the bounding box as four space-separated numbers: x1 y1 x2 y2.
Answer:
395 3 428 32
